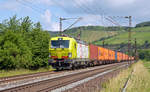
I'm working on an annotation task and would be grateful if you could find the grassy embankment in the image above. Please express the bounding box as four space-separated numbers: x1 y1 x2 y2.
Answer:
50 29 119 43
94 27 150 45
0 67 54 78
65 30 118 43
101 61 150 92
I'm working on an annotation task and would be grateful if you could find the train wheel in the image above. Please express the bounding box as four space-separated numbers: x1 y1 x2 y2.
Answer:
70 64 75 70
56 68 60 71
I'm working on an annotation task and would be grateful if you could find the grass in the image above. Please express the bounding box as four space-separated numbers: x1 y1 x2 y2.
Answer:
94 27 150 45
101 65 132 92
64 30 118 43
126 61 150 92
143 61 150 72
70 30 117 43
101 61 150 92
80 30 117 43
0 67 54 78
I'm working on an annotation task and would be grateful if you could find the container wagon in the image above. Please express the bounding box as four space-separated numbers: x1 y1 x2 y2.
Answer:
49 36 134 70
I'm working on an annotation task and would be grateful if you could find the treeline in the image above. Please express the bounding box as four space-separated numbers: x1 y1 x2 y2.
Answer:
0 16 50 70
136 21 150 28
138 49 150 61
64 26 126 32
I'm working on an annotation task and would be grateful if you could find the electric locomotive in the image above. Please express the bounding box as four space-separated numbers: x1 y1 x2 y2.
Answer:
49 36 89 70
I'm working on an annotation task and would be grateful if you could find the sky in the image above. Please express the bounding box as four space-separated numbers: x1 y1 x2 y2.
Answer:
0 0 150 31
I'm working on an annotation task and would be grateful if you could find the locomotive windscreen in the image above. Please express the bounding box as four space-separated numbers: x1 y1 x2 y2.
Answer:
51 40 70 48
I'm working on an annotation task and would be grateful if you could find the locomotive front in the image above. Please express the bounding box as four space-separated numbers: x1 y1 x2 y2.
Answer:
49 37 77 70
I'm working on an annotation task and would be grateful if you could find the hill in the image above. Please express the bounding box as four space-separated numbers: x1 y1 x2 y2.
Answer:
136 21 150 27
93 26 150 45
48 26 125 43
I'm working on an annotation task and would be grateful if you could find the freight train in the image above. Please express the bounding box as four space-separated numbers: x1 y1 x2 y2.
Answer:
49 36 134 70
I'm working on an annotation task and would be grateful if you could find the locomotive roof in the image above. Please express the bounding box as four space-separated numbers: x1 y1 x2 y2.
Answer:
51 36 88 45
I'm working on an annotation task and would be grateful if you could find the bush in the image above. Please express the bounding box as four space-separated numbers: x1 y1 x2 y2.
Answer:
0 16 50 70
138 49 150 61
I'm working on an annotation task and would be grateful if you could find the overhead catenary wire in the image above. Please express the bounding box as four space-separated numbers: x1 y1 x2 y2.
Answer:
65 17 82 31
19 0 59 19
17 0 77 31
16 0 44 14
73 0 107 42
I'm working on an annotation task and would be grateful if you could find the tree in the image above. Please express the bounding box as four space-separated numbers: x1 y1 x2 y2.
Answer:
0 30 32 69
0 15 50 70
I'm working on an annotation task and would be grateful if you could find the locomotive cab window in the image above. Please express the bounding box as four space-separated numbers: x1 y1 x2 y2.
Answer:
51 40 70 48
74 43 76 49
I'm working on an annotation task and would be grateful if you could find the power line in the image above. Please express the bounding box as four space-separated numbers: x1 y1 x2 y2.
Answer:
16 0 44 14
20 0 59 19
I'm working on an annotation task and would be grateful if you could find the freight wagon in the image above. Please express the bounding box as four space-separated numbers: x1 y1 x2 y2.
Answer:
49 36 134 70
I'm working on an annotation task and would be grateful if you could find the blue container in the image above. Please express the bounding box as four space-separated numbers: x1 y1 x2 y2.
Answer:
115 51 118 60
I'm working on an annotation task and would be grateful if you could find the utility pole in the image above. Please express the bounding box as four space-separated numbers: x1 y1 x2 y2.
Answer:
59 17 82 36
103 40 105 47
129 16 132 64
125 16 132 64
135 38 137 62
79 27 82 40
78 27 82 40
59 17 66 36
59 17 62 36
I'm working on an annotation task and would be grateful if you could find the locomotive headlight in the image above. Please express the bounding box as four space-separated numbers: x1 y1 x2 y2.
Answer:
68 53 72 58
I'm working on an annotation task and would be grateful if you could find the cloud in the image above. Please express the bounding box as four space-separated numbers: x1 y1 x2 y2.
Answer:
52 0 150 16
1 0 150 30
51 22 59 31
41 9 59 31
106 0 136 7
41 9 51 24
36 0 53 6
0 1 20 11
49 0 150 26
81 14 102 25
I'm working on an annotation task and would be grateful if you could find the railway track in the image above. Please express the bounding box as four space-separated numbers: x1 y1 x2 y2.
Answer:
0 71 58 85
0 62 129 92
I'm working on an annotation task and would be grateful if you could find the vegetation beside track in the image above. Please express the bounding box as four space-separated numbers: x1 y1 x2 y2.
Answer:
0 66 54 78
0 16 50 70
138 49 150 61
143 60 150 72
101 61 150 92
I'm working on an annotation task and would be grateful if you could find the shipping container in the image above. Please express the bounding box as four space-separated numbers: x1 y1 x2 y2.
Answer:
105 48 109 60
77 43 89 59
89 44 98 60
98 47 105 61
115 51 118 61
120 52 123 61
108 50 111 60
122 54 126 61
112 50 115 61
117 52 122 62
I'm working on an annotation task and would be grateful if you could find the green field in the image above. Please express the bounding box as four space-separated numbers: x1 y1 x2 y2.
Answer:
50 26 121 43
94 27 150 45
63 26 123 43
65 30 118 43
